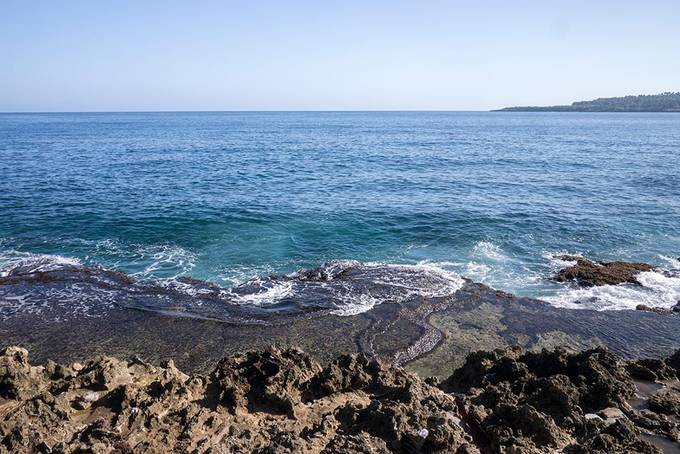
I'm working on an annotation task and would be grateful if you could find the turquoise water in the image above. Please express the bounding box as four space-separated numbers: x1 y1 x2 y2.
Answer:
1 112 679 312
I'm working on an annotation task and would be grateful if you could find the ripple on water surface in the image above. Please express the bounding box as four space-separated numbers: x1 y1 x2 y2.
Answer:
1 112 679 315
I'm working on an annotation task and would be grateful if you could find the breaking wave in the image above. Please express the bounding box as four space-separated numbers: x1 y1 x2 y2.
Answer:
2 248 678 320
0 250 83 278
543 254 680 311
224 260 466 316
543 270 680 311
0 255 465 321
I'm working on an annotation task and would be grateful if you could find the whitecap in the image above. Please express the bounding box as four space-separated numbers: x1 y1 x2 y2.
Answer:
330 293 381 316
220 260 466 316
228 280 294 306
659 255 680 270
158 279 214 298
543 251 582 270
0 250 82 277
471 241 508 262
321 261 465 316
544 269 680 311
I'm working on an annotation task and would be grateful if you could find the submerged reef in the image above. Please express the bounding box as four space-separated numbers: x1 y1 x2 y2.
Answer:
2 345 680 453
3 258 680 380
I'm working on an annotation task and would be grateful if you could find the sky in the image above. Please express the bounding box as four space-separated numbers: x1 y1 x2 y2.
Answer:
1 0 679 111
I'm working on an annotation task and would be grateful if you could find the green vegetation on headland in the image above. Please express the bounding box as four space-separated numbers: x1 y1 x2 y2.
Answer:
495 92 680 112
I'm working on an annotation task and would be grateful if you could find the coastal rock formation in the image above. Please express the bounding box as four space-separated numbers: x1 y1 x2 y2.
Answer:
2 346 680 453
635 301 680 316
5 258 680 380
441 347 655 453
0 346 479 453
550 255 654 287
636 304 674 315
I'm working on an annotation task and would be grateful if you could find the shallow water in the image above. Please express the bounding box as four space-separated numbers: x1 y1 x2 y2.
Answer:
1 112 679 316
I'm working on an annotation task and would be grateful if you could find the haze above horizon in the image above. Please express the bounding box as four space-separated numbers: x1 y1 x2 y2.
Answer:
2 1 679 112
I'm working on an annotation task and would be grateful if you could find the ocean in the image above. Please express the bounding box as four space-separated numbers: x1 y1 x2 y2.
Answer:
1 111 679 318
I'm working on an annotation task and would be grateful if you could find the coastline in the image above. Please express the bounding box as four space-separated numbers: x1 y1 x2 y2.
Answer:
2 259 680 377
2 254 680 451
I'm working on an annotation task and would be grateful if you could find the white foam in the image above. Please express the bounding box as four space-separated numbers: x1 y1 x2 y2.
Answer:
442 244 544 296
368 261 465 291
544 269 680 311
471 241 508 262
0 284 118 319
230 280 294 306
91 240 197 279
219 260 466 316
216 263 278 287
659 255 680 270
158 279 213 298
331 293 381 316
544 252 581 270
330 261 465 315
0 240 197 281
0 251 82 277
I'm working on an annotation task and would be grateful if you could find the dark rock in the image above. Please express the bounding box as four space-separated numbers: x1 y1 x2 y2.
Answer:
440 346 665 452
636 304 672 315
442 347 635 411
627 409 680 442
481 403 572 450
666 349 680 375
320 433 390 453
570 418 661 453
626 358 678 381
649 383 680 417
307 352 413 398
551 255 654 287
210 346 321 416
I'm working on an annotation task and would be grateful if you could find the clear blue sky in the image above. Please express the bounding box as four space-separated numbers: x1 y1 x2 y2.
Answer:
2 0 679 111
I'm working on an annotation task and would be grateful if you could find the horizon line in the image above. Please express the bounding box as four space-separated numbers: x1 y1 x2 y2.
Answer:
2 110 675 115
0 109 495 114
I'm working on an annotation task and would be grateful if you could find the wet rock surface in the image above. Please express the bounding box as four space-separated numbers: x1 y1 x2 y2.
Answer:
2 346 680 453
637 302 680 316
4 276 680 382
551 255 655 287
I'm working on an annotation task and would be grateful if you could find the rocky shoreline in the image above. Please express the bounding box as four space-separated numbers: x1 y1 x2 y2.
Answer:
2 255 680 452
2 256 680 376
2 345 680 453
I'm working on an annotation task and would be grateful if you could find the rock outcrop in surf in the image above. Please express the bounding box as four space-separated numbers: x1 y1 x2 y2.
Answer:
550 255 654 287
2 345 679 453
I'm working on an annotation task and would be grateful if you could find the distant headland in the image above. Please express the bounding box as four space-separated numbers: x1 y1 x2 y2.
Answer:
494 92 680 112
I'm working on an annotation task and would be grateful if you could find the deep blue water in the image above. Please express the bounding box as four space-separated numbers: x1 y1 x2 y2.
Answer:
1 111 679 312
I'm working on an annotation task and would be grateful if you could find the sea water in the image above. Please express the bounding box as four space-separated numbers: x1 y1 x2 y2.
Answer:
1 111 679 315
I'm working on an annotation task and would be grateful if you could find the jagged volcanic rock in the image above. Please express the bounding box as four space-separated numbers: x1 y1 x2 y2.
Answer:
0 346 478 453
1 345 680 453
440 346 679 453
